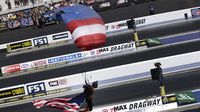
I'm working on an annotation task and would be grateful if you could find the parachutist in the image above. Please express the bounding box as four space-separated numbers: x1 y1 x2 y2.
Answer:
33 81 98 112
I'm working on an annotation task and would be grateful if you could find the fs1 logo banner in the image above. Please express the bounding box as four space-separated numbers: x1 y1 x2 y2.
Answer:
26 82 46 95
33 37 48 47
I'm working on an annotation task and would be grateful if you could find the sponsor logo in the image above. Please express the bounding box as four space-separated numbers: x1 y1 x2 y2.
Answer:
8 40 32 50
33 60 47 67
102 109 109 112
0 87 25 99
49 81 59 87
116 0 128 5
48 79 67 87
110 42 135 52
115 22 127 29
135 18 146 25
90 50 96 56
33 37 48 47
135 40 147 47
27 82 46 94
48 53 83 64
99 2 111 8
97 47 109 54
2 64 21 73
113 98 161 111
52 32 69 40
20 63 29 69
162 95 177 104
96 42 135 55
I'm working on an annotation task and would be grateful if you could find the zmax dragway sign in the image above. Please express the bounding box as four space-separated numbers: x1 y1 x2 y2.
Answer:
95 97 162 112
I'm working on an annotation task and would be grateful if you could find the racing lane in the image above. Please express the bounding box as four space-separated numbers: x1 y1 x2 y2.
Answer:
1 67 200 112
1 17 200 66
1 20 200 88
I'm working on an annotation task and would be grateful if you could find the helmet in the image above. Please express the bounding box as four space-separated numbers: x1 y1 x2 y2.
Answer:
92 81 98 88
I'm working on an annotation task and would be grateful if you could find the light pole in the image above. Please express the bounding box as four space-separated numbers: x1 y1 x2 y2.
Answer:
127 17 139 41
150 62 168 102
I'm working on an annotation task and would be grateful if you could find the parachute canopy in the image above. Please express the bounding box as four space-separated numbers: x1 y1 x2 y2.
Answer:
59 5 106 50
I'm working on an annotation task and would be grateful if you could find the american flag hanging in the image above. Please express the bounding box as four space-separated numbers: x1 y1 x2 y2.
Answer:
33 98 80 112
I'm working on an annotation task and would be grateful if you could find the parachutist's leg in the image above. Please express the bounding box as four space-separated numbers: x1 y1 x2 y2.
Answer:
86 98 93 111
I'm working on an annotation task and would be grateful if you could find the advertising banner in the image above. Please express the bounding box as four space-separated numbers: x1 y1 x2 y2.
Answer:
20 17 34 27
48 31 73 44
20 62 34 70
147 38 162 47
162 95 177 104
47 52 83 64
105 20 128 33
191 8 200 18
92 97 162 112
135 40 148 50
45 78 68 91
193 90 200 102
91 0 114 12
175 91 197 106
32 59 48 68
43 11 58 25
90 0 139 12
52 32 70 40
7 40 33 51
105 17 146 33
0 22 8 31
85 42 136 58
7 20 21 29
113 0 130 8
1 64 21 74
26 82 46 95
33 36 48 47
0 86 26 99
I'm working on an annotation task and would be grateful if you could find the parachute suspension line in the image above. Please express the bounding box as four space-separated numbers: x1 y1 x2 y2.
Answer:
82 72 89 85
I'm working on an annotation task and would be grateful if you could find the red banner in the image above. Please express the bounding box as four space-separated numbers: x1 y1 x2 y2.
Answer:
2 64 21 73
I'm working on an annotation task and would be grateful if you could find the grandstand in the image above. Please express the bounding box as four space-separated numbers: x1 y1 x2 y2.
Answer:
0 0 73 14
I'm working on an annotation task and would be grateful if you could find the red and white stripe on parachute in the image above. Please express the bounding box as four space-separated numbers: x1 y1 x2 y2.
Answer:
59 4 106 50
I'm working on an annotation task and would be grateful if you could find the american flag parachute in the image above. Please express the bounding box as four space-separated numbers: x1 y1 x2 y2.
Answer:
59 5 106 51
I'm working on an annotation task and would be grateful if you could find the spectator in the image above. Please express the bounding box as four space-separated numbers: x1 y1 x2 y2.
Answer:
14 0 20 7
79 0 87 5
5 0 12 9
30 9 38 28
37 0 43 4
0 16 7 22
149 5 155 15
30 0 35 5
19 0 24 6
24 0 29 6
0 5 2 11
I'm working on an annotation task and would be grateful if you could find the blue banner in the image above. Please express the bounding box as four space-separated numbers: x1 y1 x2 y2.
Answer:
20 17 33 27
191 8 200 18
43 11 58 24
48 53 83 64
193 91 200 102
7 20 21 29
